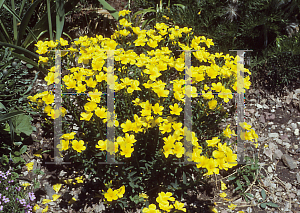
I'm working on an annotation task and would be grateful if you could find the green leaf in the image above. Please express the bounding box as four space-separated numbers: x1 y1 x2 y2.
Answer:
55 0 65 41
243 175 251 185
260 203 267 209
13 142 23 146
261 189 266 201
26 64 34 69
20 145 27 154
182 171 187 184
97 0 119 20
17 0 44 46
266 202 279 208
0 110 24 123
12 156 22 163
245 193 254 198
8 114 34 136
0 102 6 110
2 3 38 44
228 175 236 181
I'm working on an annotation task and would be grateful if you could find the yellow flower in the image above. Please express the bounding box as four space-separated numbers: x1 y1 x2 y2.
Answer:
142 204 160 213
41 205 48 213
59 38 69 46
169 103 182 115
119 9 131 16
42 93 54 105
22 182 31 190
116 185 125 198
220 180 227 190
228 203 237 210
26 162 34 171
46 40 58 48
206 137 220 147
53 183 62 193
75 176 84 184
68 197 76 205
174 200 186 212
71 140 86 153
219 192 227 198
208 99 217 110
42 199 52 204
38 56 48 64
119 18 132 27
56 140 69 151
52 194 61 201
104 188 118 201
33 204 40 211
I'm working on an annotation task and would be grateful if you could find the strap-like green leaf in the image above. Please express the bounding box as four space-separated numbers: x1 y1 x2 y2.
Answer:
0 42 38 59
97 0 119 20
0 0 5 9
17 0 44 46
2 3 38 44
55 0 65 41
0 111 24 123
0 18 12 43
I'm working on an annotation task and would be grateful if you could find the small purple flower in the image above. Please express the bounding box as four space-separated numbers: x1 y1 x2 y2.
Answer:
15 186 21 191
0 205 3 211
5 170 10 176
8 180 14 183
25 203 32 210
19 198 26 205
5 187 8 190
28 192 36 201
2 197 9 203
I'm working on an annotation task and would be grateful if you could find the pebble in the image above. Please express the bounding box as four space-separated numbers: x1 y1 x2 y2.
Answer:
274 149 283 160
296 173 300 184
268 133 279 138
285 182 292 190
294 129 299 136
291 123 297 129
282 154 298 169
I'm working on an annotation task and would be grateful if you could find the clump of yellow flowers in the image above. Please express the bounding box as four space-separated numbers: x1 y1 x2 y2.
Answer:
28 9 258 210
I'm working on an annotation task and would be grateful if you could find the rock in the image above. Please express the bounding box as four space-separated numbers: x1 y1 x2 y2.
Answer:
291 123 297 129
285 182 292 190
269 133 279 138
264 148 273 160
284 202 291 211
296 148 300 153
269 142 277 151
59 170 67 177
295 89 300 94
282 154 298 169
263 104 269 109
294 129 299 136
43 182 56 199
259 115 265 123
267 166 273 173
256 103 263 109
274 149 283 160
296 173 300 184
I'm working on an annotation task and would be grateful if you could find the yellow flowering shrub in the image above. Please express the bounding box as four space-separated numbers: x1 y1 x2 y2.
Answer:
29 10 258 211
